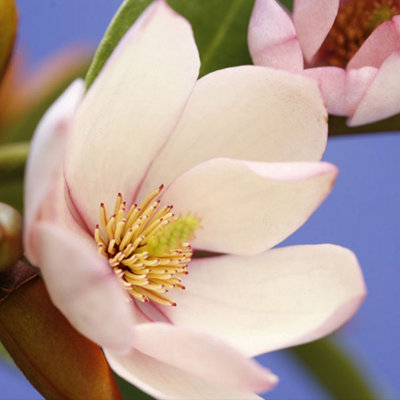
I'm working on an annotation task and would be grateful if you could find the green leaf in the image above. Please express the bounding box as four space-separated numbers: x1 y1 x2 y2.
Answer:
289 337 380 400
0 62 88 144
278 0 293 11
329 114 400 136
115 374 155 400
0 141 29 181
169 0 255 77
0 179 23 214
86 0 256 87
85 0 153 88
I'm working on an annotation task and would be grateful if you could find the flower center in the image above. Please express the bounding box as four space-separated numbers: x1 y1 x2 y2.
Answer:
320 0 399 67
94 186 200 306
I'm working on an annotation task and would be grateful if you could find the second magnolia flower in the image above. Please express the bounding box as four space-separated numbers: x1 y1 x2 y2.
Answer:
249 0 400 126
24 1 366 398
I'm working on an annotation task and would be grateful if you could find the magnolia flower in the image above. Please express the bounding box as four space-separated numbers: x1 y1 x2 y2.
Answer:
24 1 366 398
248 0 400 126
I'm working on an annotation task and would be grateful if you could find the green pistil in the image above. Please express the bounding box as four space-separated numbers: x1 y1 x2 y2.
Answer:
145 215 200 256
369 6 396 30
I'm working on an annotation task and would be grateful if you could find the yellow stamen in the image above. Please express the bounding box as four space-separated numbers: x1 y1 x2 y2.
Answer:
94 187 200 306
320 0 399 67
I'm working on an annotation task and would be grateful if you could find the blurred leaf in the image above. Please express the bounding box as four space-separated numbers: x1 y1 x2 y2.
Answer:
169 0 255 77
0 55 89 144
86 0 256 87
329 114 400 136
278 0 293 11
115 374 155 400
0 142 28 214
0 342 12 363
85 0 153 88
0 179 23 214
289 337 379 400
0 267 123 400
0 0 17 79
0 141 29 181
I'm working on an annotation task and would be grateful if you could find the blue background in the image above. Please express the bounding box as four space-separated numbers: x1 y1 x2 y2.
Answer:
1 0 399 398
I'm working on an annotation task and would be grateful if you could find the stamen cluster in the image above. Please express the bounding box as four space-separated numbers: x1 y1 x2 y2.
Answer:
94 186 199 306
320 0 399 67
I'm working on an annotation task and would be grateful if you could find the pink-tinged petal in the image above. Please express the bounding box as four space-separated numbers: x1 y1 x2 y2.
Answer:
349 51 400 126
248 0 304 72
24 79 85 265
162 158 337 255
35 222 137 353
304 66 377 116
105 349 263 400
348 16 400 70
138 66 327 198
163 244 366 357
65 0 200 230
133 322 278 393
293 0 340 61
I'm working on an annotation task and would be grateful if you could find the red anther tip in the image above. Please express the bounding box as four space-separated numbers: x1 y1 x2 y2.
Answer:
182 286 186 290
100 203 104 207
118 192 122 197
172 303 177 307
95 224 99 228
145 299 150 303
159 184 164 191
184 271 189 275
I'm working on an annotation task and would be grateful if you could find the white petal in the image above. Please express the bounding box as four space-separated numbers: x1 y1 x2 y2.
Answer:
138 65 327 198
105 349 263 400
248 0 304 72
36 222 137 353
133 322 278 393
293 0 340 61
24 79 85 264
163 244 366 357
349 51 400 126
64 0 200 230
162 158 338 255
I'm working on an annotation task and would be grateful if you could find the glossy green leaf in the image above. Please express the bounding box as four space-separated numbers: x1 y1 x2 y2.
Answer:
0 0 17 79
85 0 153 88
169 0 255 77
86 0 256 87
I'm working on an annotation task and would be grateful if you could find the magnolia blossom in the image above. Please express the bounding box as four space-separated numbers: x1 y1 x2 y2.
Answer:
248 0 400 126
24 1 366 398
